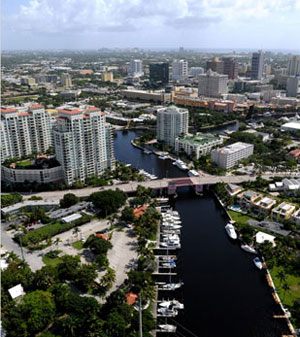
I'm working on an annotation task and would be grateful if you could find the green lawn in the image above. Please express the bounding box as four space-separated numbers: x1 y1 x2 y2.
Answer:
42 255 62 267
270 266 300 307
72 240 84 250
16 160 33 168
227 210 252 225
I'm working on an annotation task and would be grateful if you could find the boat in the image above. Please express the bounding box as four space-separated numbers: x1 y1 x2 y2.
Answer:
161 261 176 268
157 307 178 317
143 149 152 154
188 169 200 177
160 282 183 290
253 257 263 270
172 300 184 309
157 197 169 203
225 223 237 240
241 244 257 254
160 256 177 262
160 242 181 249
158 324 177 333
173 160 188 170
159 155 168 160
161 224 182 230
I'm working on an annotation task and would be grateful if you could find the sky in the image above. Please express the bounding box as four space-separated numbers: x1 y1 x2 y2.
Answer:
2 0 300 51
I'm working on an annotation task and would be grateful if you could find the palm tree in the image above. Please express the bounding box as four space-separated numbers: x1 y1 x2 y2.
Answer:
54 237 62 249
72 227 80 239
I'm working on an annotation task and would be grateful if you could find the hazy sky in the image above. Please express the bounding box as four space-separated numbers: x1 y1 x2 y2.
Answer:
2 0 300 51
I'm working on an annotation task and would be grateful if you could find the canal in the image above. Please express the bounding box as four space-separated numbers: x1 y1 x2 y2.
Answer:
114 130 289 337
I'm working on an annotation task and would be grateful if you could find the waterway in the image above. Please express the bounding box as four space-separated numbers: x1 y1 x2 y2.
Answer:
114 130 290 337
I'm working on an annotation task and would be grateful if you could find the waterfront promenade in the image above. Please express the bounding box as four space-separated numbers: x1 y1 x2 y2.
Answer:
20 172 298 200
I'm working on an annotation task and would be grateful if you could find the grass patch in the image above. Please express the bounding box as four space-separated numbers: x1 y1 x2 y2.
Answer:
228 210 252 226
42 251 63 267
16 160 33 168
72 240 84 250
270 266 300 307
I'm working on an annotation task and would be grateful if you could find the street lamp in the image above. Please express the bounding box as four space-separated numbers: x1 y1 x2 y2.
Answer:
18 226 25 261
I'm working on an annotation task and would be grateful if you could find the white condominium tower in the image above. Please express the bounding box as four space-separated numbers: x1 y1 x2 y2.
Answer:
1 104 52 162
53 107 115 185
157 105 189 146
287 55 300 76
172 60 188 81
198 69 228 98
128 59 144 77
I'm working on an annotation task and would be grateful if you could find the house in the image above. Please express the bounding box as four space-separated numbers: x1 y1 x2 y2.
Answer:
0 259 8 271
286 148 300 163
226 184 243 196
271 202 296 221
125 292 138 305
282 178 300 195
133 206 148 218
237 190 261 208
253 196 277 215
8 284 25 300
255 231 276 247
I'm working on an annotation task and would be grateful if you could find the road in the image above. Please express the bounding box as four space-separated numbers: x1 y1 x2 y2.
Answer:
18 172 300 200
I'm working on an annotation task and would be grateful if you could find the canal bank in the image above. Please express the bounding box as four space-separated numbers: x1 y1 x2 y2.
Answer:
114 130 291 337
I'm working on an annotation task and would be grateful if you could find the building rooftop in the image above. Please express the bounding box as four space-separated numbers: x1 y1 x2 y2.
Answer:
218 142 253 155
8 284 25 299
61 213 82 223
256 231 276 247
282 121 300 130
178 133 220 145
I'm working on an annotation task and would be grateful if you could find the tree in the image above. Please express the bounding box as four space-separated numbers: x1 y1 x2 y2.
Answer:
58 255 81 281
121 206 134 223
54 237 62 248
89 190 127 216
99 267 116 291
72 227 81 239
60 193 79 208
282 282 290 302
84 235 112 255
33 266 58 290
276 268 286 286
1 192 23 207
74 264 98 292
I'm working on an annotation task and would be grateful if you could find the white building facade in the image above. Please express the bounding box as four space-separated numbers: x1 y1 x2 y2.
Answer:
53 107 115 185
157 105 189 146
1 105 52 162
128 59 144 77
172 60 188 81
211 142 254 169
198 70 228 98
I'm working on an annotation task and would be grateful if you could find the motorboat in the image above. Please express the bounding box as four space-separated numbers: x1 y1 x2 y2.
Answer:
160 242 181 249
162 234 180 241
173 160 188 170
241 244 257 254
158 324 177 333
160 256 177 262
159 155 168 160
159 282 183 290
143 149 152 154
157 307 178 317
159 299 184 310
172 300 184 309
188 169 200 177
225 223 237 240
157 197 169 203
161 261 176 268
161 223 182 230
253 257 263 270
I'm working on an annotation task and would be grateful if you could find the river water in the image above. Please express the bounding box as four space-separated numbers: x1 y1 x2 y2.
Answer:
114 130 289 337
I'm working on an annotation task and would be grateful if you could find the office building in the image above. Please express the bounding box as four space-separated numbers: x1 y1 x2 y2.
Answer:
102 72 114 82
157 105 189 146
189 67 204 78
223 57 238 79
251 51 264 80
128 59 143 77
206 57 224 74
1 105 52 162
53 107 115 185
172 60 188 81
198 69 228 98
175 133 222 159
211 142 254 169
121 89 171 103
61 73 72 89
149 63 169 84
286 76 299 97
287 55 300 76
20 77 36 86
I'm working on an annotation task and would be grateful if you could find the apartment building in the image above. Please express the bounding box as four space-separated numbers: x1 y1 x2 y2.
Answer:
251 51 264 80
53 107 115 185
128 59 143 77
211 142 254 169
271 202 296 221
175 133 222 159
1 105 52 162
172 60 188 81
157 105 189 146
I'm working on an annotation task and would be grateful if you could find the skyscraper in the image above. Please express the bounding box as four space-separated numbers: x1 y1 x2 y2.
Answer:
149 63 169 84
53 107 115 184
61 73 72 89
223 57 238 79
287 55 300 76
172 59 188 81
286 76 299 97
206 57 224 74
157 105 189 146
1 104 52 162
128 59 143 77
198 70 228 98
251 51 264 80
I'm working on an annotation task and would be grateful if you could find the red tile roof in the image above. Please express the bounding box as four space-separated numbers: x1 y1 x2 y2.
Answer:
125 292 138 305
95 233 109 240
86 107 101 112
1 107 17 113
59 109 82 115
133 205 148 218
29 104 43 109
18 112 31 117
288 148 300 158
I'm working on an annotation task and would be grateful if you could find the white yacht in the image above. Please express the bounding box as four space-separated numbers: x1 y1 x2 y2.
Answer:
241 244 257 254
253 257 263 270
158 324 177 333
225 223 237 240
160 282 183 290
157 307 178 317
159 155 168 160
174 160 188 170
143 149 152 154
188 169 200 177
160 242 181 249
